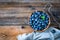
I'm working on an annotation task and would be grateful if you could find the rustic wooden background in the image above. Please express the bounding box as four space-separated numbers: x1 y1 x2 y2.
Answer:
0 1 60 40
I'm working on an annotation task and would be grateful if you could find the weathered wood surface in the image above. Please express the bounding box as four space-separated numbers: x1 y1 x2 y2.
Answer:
0 3 37 40
0 7 44 26
0 0 60 3
0 26 33 40
0 2 59 40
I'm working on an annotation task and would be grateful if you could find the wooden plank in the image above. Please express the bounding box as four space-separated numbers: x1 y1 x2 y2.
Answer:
0 26 33 40
0 0 60 3
0 2 59 40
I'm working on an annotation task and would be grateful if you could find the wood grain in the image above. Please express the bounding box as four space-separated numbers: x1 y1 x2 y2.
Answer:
0 26 33 40
0 2 59 40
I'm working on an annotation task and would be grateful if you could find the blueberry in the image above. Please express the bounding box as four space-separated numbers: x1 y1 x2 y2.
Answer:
51 30 56 33
29 11 50 31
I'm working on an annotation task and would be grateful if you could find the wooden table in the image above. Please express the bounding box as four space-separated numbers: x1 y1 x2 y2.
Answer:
0 2 60 40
